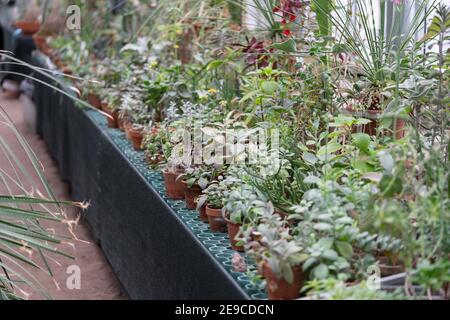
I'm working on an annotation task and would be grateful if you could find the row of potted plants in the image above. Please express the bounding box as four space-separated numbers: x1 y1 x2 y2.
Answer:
34 0 450 300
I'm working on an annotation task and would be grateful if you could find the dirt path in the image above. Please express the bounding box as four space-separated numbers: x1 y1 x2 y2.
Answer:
0 92 126 300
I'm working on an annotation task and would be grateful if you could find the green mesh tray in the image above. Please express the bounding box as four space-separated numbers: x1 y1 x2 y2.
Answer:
86 110 267 300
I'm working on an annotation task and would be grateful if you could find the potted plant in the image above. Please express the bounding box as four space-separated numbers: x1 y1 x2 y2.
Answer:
142 126 168 166
128 124 146 151
245 216 307 300
197 175 244 231
179 166 217 209
162 138 187 200
101 102 119 128
99 90 121 128
222 184 271 251
197 182 228 232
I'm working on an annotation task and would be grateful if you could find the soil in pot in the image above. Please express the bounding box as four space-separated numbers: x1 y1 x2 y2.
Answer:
198 204 209 223
129 127 144 151
264 264 304 300
182 182 203 210
163 170 185 200
226 220 244 251
206 206 227 233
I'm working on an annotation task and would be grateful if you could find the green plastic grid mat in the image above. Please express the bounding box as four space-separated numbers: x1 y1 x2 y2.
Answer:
85 109 268 300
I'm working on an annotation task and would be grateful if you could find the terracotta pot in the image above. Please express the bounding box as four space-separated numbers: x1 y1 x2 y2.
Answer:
264 264 304 300
198 204 209 222
377 256 405 277
162 170 185 200
124 122 133 139
206 206 227 233
87 94 101 109
101 103 118 128
182 182 203 210
392 118 406 139
363 109 382 136
226 220 244 251
129 127 144 151
15 21 40 35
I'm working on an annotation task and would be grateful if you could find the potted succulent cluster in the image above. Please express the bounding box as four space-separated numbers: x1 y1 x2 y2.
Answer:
142 125 169 166
179 166 218 209
222 184 271 251
197 181 229 231
244 214 307 300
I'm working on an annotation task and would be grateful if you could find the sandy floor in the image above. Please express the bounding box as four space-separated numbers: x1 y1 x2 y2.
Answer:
0 91 126 300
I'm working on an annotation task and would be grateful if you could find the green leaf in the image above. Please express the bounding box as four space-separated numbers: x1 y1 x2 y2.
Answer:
317 141 342 160
311 0 332 38
198 177 208 189
207 60 224 70
352 133 370 153
335 241 354 259
378 150 395 173
323 249 338 261
318 237 334 250
304 175 321 185
302 151 318 165
313 263 329 279
282 263 294 284
353 159 373 173
268 38 297 53
303 257 317 271
260 81 279 95
379 174 403 197
314 222 333 231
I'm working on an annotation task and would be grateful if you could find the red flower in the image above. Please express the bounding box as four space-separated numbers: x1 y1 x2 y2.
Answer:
283 29 292 37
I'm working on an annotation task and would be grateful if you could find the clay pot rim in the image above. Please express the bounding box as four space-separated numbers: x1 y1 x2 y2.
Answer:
206 205 223 216
263 262 303 279
225 219 242 227
129 126 144 136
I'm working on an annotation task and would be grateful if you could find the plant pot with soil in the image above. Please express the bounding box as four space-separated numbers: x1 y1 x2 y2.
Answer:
179 166 216 210
264 264 305 300
244 216 307 300
205 205 227 232
222 184 271 251
225 219 244 251
196 175 239 226
182 181 204 209
162 168 185 200
197 204 208 222
128 125 145 151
